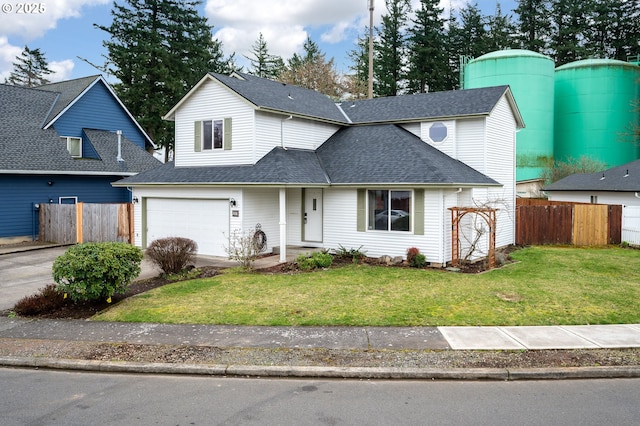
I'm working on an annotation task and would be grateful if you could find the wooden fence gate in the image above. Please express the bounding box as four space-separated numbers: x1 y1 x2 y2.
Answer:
39 202 134 245
516 199 622 246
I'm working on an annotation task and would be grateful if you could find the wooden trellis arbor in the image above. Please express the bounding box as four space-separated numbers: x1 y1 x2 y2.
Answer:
449 206 498 269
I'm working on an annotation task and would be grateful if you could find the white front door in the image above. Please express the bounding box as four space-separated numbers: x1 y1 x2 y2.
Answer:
303 189 323 242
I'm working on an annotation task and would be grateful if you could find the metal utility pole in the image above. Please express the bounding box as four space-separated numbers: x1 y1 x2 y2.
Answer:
368 0 374 99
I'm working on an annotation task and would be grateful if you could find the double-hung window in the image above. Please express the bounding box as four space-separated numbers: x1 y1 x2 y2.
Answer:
203 119 223 150
61 136 82 158
194 118 232 152
368 190 412 232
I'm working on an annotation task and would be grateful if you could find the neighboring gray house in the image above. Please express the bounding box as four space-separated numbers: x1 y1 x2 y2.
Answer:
115 72 524 264
0 76 161 243
544 159 640 206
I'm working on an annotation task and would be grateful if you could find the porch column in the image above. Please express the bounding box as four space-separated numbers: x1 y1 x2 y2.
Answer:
279 188 287 263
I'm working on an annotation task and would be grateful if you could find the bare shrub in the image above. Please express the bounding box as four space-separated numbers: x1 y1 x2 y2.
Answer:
146 237 198 275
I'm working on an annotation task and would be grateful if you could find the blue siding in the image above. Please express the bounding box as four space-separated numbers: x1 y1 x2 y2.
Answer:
0 174 131 239
52 81 148 151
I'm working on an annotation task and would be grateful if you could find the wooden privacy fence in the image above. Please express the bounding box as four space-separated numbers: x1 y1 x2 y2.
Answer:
516 199 622 246
39 202 134 245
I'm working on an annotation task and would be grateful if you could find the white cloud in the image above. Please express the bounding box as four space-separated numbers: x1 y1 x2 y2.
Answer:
206 0 369 65
49 59 75 82
0 0 109 39
0 37 22 81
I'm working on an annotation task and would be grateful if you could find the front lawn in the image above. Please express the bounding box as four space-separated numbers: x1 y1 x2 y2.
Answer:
94 246 640 326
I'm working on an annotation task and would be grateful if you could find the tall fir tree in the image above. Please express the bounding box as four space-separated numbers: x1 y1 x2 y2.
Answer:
450 2 491 59
346 30 371 99
486 2 518 52
375 0 411 97
447 2 491 88
96 0 229 160
514 0 551 53
583 0 640 60
7 46 53 87
549 0 590 65
406 0 449 93
245 33 284 79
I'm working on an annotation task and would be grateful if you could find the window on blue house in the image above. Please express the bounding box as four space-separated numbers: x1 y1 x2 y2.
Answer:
62 136 82 158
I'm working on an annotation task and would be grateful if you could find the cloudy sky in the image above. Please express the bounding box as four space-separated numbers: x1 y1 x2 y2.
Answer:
0 0 515 83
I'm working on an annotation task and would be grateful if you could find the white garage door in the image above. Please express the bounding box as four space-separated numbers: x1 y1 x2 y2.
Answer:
146 198 229 256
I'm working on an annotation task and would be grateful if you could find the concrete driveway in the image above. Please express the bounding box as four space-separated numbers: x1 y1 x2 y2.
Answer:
0 247 69 311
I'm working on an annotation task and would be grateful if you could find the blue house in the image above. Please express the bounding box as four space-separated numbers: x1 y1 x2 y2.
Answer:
0 75 162 243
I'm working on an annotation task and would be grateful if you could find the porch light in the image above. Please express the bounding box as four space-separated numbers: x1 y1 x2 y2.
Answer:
229 198 237 207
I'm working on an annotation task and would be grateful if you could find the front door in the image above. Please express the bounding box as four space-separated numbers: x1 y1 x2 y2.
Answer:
303 189 323 242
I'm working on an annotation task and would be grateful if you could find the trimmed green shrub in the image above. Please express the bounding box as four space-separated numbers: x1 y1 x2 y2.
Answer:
53 242 143 302
146 237 198 274
296 251 333 271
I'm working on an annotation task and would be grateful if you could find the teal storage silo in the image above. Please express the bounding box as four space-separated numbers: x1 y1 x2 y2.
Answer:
554 59 640 167
463 49 555 182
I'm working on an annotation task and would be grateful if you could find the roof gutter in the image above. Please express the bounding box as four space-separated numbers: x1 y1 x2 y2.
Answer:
1 170 137 176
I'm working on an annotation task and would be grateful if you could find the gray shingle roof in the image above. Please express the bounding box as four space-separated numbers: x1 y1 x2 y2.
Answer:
210 72 349 124
317 125 499 185
342 86 511 123
204 73 517 126
0 82 160 175
116 147 329 185
543 159 640 192
116 124 498 187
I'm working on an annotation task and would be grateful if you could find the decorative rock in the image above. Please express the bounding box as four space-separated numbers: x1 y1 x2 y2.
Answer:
392 256 403 265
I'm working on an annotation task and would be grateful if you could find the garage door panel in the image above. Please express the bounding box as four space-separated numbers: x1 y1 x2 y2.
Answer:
146 198 229 256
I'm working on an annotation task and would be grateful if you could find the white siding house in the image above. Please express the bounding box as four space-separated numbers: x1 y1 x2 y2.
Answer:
116 72 524 265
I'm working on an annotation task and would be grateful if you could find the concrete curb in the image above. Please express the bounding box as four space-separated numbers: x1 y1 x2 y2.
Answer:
2 356 640 380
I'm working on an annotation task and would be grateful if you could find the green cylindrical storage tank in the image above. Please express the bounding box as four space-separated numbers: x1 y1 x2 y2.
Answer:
463 49 555 182
554 59 640 168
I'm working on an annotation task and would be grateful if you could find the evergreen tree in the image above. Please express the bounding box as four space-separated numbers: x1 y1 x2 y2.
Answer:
451 2 491 59
406 0 449 93
279 36 343 99
96 0 229 160
549 0 590 65
583 0 640 60
514 0 551 53
375 0 411 97
345 30 371 99
245 33 284 79
7 46 53 87
487 2 518 52
447 2 491 89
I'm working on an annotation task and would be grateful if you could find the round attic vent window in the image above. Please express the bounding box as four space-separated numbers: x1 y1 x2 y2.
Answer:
429 122 448 142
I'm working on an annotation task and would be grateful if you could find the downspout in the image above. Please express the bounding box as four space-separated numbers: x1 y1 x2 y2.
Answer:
281 116 293 150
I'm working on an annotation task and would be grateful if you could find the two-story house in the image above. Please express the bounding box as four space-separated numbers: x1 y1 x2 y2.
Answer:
115 72 524 264
0 75 162 243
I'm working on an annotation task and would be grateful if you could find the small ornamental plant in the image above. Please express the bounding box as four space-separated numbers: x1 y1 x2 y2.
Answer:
296 251 333 271
53 242 143 303
406 247 427 268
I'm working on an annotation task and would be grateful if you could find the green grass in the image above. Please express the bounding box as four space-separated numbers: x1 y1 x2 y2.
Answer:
94 246 640 326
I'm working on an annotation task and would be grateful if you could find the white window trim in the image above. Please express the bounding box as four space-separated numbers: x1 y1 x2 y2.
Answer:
62 136 82 158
